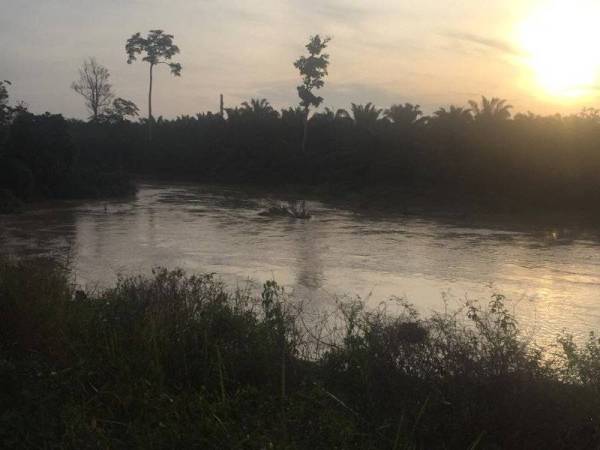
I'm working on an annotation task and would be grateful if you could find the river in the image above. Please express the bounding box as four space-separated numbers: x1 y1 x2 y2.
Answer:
2 182 600 344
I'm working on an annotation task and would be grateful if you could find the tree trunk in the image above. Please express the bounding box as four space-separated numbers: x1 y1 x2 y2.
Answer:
301 108 309 153
148 63 154 141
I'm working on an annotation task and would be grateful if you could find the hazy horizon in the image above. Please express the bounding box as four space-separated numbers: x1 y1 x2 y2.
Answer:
3 0 600 119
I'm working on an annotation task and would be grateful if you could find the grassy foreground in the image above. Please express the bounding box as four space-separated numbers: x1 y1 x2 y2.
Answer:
1 259 600 449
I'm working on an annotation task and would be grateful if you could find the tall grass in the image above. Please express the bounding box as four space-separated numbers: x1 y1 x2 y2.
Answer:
1 258 600 449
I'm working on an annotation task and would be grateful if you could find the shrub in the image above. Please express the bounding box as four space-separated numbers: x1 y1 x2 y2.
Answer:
1 259 600 448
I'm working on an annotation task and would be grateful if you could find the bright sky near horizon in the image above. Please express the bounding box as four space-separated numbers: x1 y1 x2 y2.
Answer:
2 0 600 119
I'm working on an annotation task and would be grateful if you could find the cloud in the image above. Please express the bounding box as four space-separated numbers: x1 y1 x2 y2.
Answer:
288 0 375 24
443 31 523 57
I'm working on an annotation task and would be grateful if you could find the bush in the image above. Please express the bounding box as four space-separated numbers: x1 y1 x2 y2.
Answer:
1 259 600 448
5 112 74 197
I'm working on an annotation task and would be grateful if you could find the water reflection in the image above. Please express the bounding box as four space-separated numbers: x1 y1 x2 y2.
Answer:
1 182 600 344
292 218 325 299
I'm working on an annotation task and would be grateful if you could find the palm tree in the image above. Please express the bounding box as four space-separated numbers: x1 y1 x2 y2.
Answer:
225 106 244 121
350 102 382 128
468 96 512 121
281 106 305 121
334 108 351 121
431 105 473 125
384 103 423 126
314 107 351 123
240 98 279 119
281 106 305 130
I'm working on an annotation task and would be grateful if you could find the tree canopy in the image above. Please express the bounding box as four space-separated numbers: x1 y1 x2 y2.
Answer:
71 58 114 121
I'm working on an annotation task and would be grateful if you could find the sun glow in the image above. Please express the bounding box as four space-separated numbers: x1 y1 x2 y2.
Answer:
519 0 600 98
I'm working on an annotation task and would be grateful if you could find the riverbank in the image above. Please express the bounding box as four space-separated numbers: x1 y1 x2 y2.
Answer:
1 258 599 449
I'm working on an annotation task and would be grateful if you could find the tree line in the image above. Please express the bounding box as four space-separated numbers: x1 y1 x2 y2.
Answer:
3 30 600 212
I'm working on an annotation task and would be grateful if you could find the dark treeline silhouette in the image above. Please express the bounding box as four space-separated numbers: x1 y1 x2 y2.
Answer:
3 94 600 212
58 96 600 212
0 80 134 208
3 27 600 212
5 86 600 212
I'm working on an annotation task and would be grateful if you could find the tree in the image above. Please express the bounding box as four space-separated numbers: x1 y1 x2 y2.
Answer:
0 80 11 152
429 106 473 158
294 35 331 152
316 107 351 122
281 106 305 122
431 105 473 129
384 103 423 126
468 96 512 122
350 102 382 129
71 58 114 121
126 29 182 139
7 112 74 196
100 97 140 123
240 98 279 120
112 98 140 119
0 80 11 129
433 105 472 121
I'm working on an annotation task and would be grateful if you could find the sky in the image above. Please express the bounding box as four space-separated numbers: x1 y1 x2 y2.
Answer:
2 0 600 119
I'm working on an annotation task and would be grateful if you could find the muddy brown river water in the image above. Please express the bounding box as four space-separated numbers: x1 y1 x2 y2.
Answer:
2 182 600 344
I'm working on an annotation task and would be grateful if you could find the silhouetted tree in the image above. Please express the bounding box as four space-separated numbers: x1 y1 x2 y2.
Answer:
432 105 472 122
351 102 382 129
126 29 182 139
100 97 140 123
294 35 331 152
315 107 351 123
241 98 279 120
468 96 512 122
0 80 15 129
384 103 423 126
429 106 473 167
0 80 9 123
71 58 114 121
281 106 305 122
113 98 140 118
6 113 74 196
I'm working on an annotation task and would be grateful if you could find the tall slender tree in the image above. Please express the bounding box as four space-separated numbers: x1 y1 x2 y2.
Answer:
126 29 182 139
71 58 114 121
294 35 331 152
0 80 11 126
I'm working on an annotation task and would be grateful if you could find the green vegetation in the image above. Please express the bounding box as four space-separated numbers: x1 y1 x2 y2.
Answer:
295 35 331 153
59 96 600 213
6 91 600 214
0 108 136 204
2 258 600 448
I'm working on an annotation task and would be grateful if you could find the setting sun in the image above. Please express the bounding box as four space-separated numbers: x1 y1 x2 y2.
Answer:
520 0 600 98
